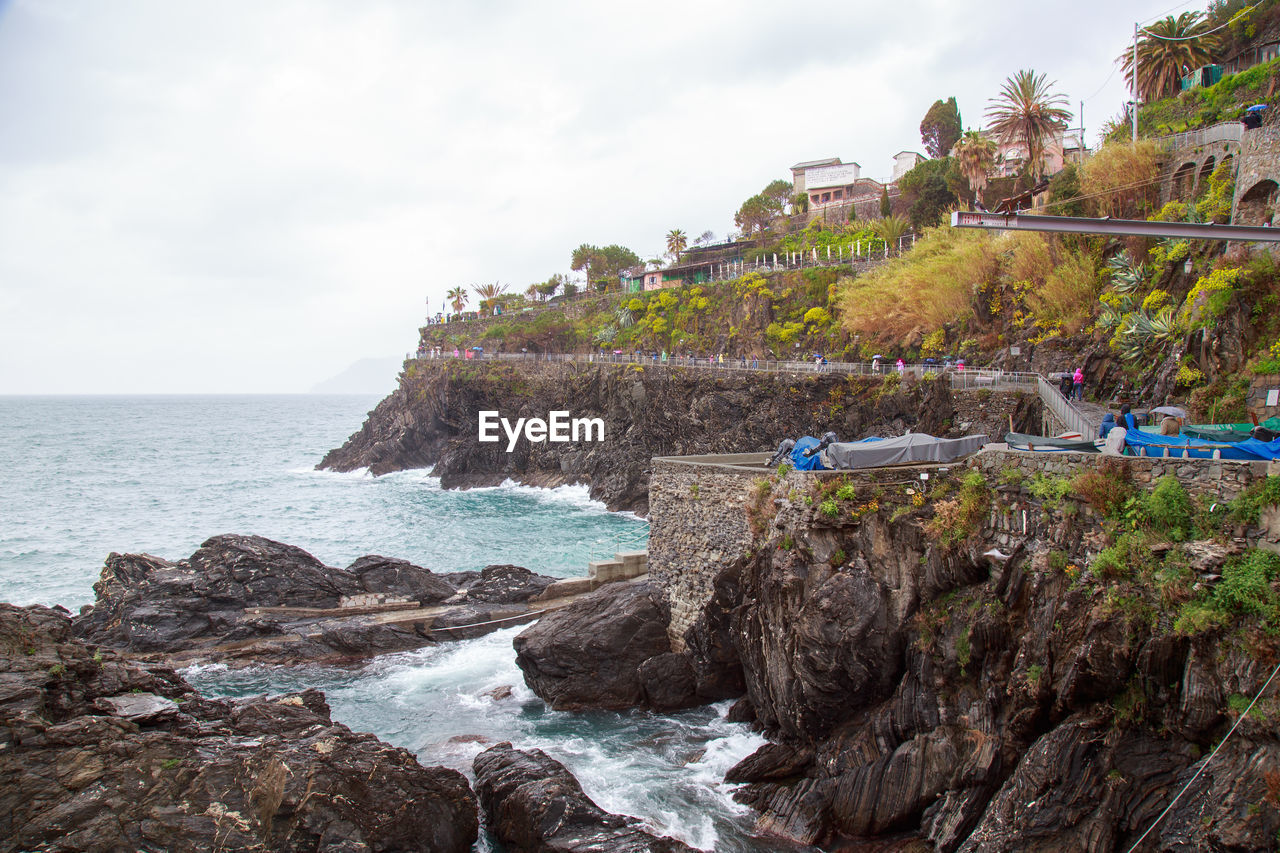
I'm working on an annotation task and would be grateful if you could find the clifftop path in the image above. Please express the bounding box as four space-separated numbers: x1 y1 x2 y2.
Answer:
319 360 1039 515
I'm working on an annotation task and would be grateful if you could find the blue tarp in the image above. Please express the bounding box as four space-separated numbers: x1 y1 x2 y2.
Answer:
790 436 827 471
1123 427 1280 460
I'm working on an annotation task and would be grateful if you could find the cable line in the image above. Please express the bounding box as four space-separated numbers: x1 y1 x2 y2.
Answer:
1124 658 1280 853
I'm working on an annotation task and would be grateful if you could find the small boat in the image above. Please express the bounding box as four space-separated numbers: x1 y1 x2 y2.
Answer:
1004 432 1101 453
1122 427 1280 460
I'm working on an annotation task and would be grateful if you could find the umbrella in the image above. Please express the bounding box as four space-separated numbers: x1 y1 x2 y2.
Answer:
471 346 483 351
1151 405 1188 419
1247 104 1269 112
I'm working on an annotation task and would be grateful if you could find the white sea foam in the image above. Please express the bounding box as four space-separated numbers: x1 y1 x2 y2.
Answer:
287 465 375 479
178 661 230 678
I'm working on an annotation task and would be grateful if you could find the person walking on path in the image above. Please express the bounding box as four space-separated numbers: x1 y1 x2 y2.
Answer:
1072 367 1084 401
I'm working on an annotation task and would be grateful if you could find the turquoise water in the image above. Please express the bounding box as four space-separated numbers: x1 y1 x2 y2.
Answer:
0 395 794 851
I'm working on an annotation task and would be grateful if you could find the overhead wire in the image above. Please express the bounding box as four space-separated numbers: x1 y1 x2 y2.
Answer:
1138 0 1263 40
1123 658 1280 852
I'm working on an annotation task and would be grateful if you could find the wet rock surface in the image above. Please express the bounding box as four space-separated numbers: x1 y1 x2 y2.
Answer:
0 602 478 852
680 479 1280 850
73 534 559 664
472 741 698 853
318 362 1033 514
512 580 719 713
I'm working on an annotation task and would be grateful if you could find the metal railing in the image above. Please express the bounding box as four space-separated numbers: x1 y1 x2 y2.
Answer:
411 350 1046 390
1036 375 1094 438
1154 120 1242 151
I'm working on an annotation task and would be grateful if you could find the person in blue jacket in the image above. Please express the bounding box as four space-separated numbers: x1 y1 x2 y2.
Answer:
1099 412 1116 439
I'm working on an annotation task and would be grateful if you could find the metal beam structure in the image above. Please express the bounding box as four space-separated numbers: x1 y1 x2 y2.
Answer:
950 211 1280 242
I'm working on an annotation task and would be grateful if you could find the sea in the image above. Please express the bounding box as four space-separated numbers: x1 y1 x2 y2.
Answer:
0 394 800 852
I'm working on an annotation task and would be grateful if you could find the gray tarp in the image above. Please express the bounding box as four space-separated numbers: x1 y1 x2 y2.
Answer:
825 433 989 470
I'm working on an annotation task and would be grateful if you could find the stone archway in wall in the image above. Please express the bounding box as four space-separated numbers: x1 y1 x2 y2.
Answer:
1238 179 1279 225
1172 162 1197 201
1196 156 1217 198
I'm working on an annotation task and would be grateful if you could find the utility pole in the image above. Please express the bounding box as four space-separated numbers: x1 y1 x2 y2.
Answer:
1132 22 1139 142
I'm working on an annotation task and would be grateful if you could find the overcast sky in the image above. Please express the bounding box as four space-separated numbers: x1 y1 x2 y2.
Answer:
0 0 1193 393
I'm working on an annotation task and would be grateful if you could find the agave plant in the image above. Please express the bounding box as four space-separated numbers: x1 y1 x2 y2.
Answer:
1149 305 1179 346
594 326 617 345
1107 252 1146 293
1123 310 1155 345
1095 307 1126 334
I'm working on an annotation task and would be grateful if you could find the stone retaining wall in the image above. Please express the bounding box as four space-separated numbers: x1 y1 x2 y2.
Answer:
1251 374 1280 422
649 447 1278 649
968 447 1272 502
648 455 763 650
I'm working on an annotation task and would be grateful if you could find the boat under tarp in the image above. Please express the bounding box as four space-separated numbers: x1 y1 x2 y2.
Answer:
1005 432 1101 452
1122 427 1280 460
825 433 988 469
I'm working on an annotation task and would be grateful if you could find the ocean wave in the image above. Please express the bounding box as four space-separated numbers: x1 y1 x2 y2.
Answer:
287 465 376 479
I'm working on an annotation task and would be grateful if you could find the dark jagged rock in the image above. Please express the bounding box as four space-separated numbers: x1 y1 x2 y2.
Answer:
0 603 478 853
513 581 681 711
318 362 1034 514
347 553 456 603
472 742 698 852
453 564 556 603
677 473 1280 851
72 534 558 664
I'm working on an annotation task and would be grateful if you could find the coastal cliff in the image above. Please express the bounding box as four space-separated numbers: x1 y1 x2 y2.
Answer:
687 458 1280 849
514 451 1280 850
319 360 1039 515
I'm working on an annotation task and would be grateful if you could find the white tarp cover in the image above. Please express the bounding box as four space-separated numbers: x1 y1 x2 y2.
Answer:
825 433 988 470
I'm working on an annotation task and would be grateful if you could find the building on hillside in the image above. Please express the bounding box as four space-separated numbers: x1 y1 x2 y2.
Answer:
790 157 842 197
620 266 668 293
984 127 1088 178
1221 40 1280 75
891 151 926 182
793 159 863 210
791 156 910 223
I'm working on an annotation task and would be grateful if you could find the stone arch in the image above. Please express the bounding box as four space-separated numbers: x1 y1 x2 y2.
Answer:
1195 156 1217 197
1237 179 1278 225
1172 162 1198 200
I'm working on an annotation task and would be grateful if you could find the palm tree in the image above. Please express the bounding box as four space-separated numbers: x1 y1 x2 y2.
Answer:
952 130 997 205
871 214 911 251
446 286 468 314
473 282 508 316
984 69 1072 181
665 229 687 261
1119 12 1218 103
525 282 541 302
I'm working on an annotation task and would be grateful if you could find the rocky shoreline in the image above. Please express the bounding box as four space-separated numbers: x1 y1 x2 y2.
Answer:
72 533 625 666
4 599 714 853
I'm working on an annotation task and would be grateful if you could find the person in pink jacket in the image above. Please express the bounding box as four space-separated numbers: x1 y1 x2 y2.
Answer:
1072 367 1084 401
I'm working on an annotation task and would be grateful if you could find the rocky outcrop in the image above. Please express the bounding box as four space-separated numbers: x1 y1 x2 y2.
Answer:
472 742 698 852
73 534 559 664
676 470 1280 851
513 581 704 712
318 361 1037 514
0 603 478 852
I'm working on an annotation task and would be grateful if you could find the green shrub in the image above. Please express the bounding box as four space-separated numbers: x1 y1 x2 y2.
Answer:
1229 476 1280 526
1144 475 1194 541
1029 472 1073 503
1072 462 1134 518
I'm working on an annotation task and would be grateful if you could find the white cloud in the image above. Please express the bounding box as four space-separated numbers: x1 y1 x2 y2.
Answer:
0 0 1161 392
